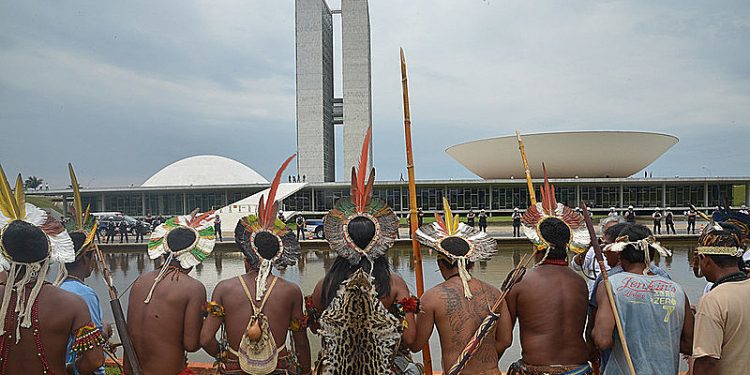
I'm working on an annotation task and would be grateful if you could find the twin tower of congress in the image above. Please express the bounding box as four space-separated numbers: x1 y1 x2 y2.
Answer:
296 0 374 183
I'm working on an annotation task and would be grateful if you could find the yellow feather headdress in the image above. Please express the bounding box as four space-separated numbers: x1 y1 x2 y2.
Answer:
67 163 98 256
416 197 497 299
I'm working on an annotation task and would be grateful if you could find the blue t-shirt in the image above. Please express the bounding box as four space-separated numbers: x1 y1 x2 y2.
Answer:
60 279 106 375
588 265 671 371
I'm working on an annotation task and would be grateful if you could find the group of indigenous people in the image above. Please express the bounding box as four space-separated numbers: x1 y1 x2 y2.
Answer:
2 135 750 375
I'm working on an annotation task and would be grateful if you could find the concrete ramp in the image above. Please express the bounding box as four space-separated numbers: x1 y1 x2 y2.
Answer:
217 183 307 229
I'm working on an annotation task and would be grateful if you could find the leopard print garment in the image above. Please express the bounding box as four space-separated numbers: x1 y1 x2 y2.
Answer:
318 269 401 375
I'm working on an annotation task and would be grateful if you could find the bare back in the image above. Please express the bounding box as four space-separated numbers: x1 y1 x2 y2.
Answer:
219 273 300 353
422 277 507 373
125 268 206 375
0 284 103 374
508 264 589 366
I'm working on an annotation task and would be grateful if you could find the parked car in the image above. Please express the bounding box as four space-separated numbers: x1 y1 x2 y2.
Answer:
93 213 149 235
305 219 325 239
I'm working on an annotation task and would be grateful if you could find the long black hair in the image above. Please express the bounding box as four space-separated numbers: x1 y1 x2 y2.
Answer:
321 256 391 309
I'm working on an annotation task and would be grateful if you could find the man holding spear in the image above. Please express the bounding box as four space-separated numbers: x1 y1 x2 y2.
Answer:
507 167 594 375
67 163 142 375
410 198 511 374
592 222 693 374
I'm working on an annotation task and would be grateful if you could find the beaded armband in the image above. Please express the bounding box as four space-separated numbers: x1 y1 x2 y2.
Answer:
71 323 106 354
204 301 226 319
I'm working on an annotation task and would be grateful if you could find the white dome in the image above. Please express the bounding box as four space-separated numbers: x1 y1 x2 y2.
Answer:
142 155 269 187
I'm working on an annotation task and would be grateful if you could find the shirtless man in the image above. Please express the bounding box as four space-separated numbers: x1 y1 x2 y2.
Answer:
508 214 592 374
125 214 214 375
201 255 312 374
202 154 311 374
411 200 510 374
0 211 104 374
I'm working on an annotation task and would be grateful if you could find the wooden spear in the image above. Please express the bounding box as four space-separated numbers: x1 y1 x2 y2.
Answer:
580 201 636 375
400 47 432 375
515 130 537 206
69 163 142 375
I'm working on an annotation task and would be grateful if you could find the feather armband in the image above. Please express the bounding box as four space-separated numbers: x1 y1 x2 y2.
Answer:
303 296 320 329
396 296 421 314
71 323 106 354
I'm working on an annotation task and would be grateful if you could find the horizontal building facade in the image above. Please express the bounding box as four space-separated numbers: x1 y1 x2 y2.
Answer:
31 177 750 218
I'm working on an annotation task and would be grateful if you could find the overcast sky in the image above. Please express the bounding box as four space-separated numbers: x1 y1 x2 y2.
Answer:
1 0 749 188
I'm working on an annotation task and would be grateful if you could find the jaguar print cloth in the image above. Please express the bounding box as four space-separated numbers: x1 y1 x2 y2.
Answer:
317 269 401 375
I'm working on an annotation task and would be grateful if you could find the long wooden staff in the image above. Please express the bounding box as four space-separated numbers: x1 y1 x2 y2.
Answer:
68 163 142 374
580 201 635 375
447 254 533 375
515 130 537 206
399 47 432 374
93 243 142 375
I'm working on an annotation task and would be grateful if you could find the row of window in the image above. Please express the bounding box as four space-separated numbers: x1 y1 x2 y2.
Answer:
79 183 745 217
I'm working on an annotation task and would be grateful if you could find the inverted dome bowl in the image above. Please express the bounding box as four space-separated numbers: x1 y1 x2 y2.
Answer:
445 131 678 179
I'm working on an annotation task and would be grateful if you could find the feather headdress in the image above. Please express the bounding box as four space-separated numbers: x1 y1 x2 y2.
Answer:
145 210 216 303
235 154 300 301
0 165 75 339
521 164 590 264
416 197 497 299
324 127 399 265
67 163 98 257
693 208 750 257
604 235 672 274
711 206 750 245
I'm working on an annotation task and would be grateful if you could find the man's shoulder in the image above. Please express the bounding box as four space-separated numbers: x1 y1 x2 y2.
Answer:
60 280 99 299
273 276 302 296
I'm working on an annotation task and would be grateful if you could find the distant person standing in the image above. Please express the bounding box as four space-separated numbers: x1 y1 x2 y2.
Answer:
278 210 285 222
652 207 663 235
134 222 145 243
608 207 618 217
106 220 116 244
625 205 636 224
466 208 476 228
511 207 522 237
665 208 676 234
119 220 129 243
478 209 488 232
295 215 306 240
687 208 697 234
214 215 223 242
417 208 424 227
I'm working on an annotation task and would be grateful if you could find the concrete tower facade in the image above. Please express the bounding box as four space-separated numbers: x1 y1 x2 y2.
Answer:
295 0 373 182
341 0 373 175
295 0 335 182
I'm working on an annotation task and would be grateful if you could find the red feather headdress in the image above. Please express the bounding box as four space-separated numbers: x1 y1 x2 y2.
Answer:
324 127 399 264
521 163 590 258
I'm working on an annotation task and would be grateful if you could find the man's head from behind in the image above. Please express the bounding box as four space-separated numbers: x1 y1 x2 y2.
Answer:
615 224 653 267
436 236 474 278
165 227 197 271
537 217 570 261
0 220 49 264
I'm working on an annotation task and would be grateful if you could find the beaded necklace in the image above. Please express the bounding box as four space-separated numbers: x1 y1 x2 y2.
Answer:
0 285 53 374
